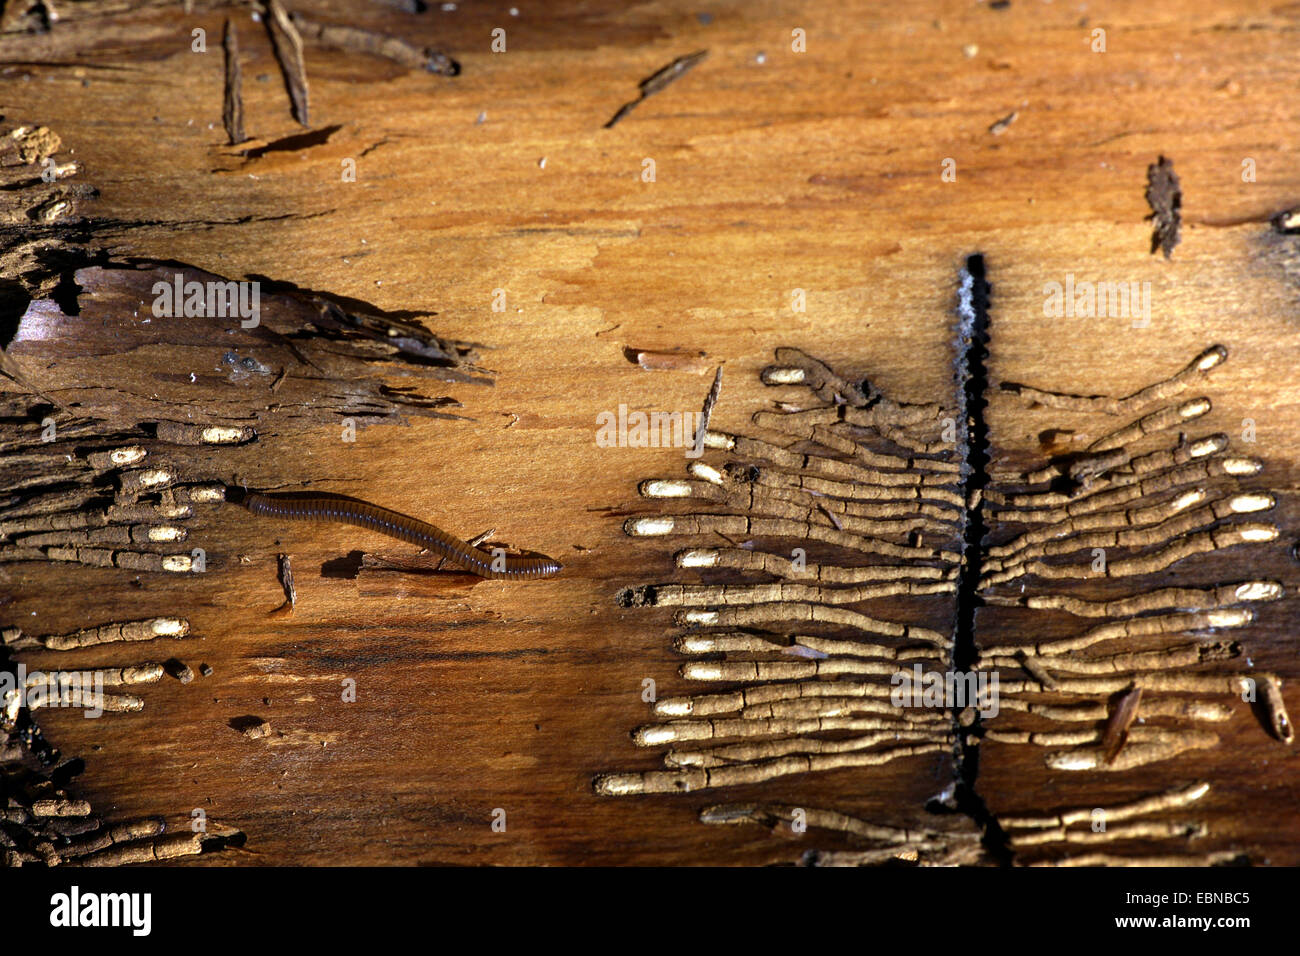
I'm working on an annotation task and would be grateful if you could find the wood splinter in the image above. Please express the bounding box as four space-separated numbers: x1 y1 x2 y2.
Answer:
604 50 708 129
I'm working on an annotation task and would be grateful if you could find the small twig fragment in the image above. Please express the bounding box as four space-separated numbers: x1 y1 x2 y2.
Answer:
988 110 1017 135
273 552 296 616
264 0 310 126
290 14 460 75
604 50 708 128
222 19 246 145
688 365 724 456
1102 685 1142 764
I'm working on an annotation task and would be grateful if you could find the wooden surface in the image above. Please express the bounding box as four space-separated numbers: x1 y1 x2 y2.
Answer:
2 0 1299 865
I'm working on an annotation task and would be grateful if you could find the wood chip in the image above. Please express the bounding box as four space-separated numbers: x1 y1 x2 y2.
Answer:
222 19 246 145
264 0 310 126
1102 685 1142 764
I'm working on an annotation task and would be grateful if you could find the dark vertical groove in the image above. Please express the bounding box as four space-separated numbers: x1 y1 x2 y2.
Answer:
949 254 1012 864
953 254 990 673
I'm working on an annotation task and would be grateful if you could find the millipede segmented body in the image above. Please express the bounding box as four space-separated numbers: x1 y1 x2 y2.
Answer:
239 492 561 580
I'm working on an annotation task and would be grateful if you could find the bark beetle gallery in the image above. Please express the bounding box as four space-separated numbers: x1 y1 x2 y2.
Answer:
599 326 1292 865
1 265 1295 867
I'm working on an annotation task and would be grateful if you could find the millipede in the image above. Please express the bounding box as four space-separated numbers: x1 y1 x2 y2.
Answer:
234 491 562 580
